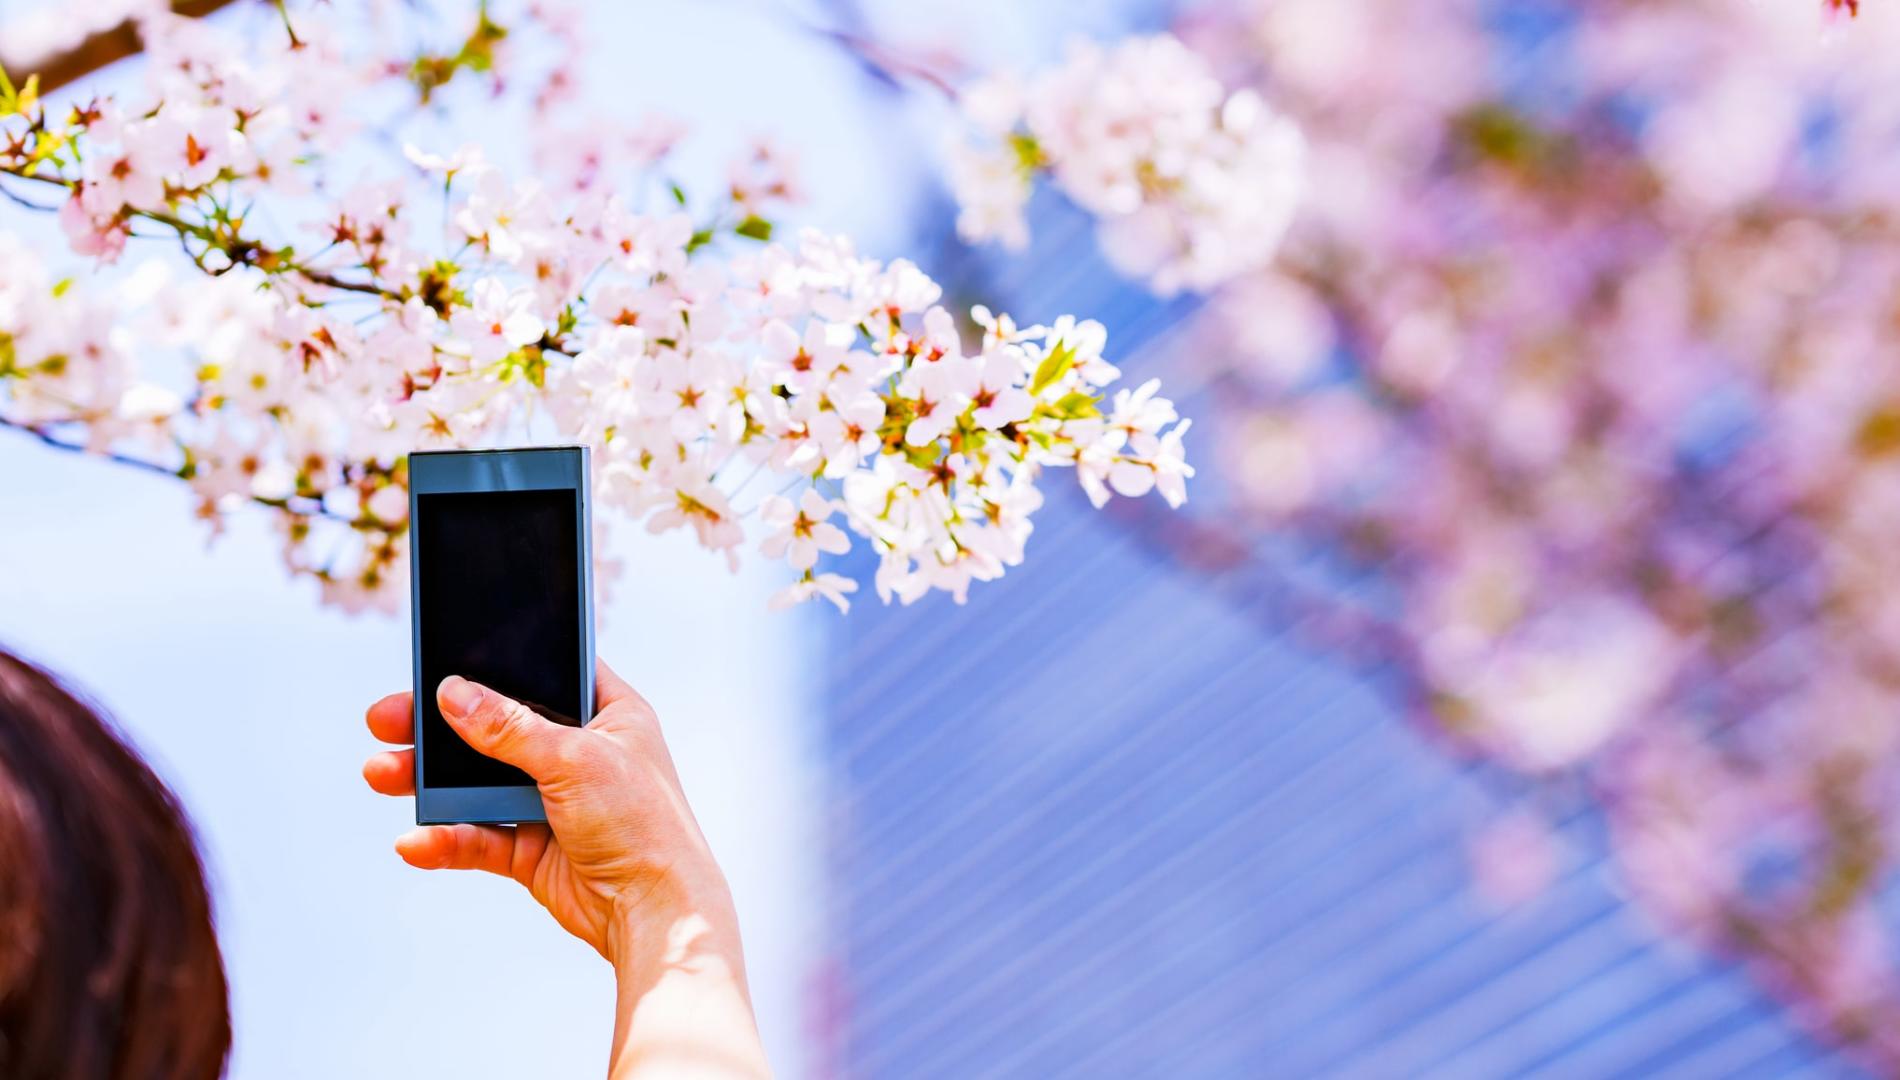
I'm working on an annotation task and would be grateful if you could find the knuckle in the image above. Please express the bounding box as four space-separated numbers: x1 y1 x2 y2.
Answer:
492 699 539 745
467 696 515 743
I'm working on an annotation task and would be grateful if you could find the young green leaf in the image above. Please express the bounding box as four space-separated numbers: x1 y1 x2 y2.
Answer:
1029 341 1077 395
1054 391 1101 419
734 215 773 242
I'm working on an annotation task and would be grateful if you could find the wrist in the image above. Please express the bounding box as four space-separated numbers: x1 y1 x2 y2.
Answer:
604 858 745 977
603 861 769 1079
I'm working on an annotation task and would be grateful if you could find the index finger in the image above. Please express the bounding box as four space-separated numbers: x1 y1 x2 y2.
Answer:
366 691 414 745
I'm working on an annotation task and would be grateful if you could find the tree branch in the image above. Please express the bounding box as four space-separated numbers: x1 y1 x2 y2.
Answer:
0 0 246 96
0 414 184 481
0 414 357 524
1 163 400 301
801 0 963 101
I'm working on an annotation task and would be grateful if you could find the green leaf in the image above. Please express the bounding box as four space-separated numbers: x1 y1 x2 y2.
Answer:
686 228 714 253
1054 391 1101 419
734 215 773 242
669 182 688 206
451 7 508 74
951 415 989 454
1029 341 1076 396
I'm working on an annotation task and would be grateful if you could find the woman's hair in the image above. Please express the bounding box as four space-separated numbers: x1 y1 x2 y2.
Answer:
0 651 230 1080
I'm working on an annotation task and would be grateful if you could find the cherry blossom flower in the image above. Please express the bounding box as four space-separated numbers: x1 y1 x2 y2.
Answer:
809 389 885 480
770 572 858 614
967 352 1035 430
646 475 744 566
0 0 1193 626
949 33 1305 294
759 490 852 571
450 279 547 366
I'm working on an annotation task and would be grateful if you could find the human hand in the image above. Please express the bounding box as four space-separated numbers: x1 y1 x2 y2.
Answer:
363 662 770 1078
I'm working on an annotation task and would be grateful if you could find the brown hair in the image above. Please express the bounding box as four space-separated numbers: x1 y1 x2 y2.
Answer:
0 651 230 1080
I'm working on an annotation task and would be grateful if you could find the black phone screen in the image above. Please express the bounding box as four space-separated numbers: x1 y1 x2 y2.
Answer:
416 488 584 789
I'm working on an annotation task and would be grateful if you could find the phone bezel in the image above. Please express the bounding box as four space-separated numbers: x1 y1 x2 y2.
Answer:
407 446 595 825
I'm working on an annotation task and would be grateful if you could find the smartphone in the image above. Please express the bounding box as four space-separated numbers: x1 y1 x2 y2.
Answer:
407 446 594 824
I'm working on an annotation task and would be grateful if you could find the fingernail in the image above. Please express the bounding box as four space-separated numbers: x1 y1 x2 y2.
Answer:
439 676 483 718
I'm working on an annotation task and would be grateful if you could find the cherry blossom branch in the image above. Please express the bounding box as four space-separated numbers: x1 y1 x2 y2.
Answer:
0 415 358 524
0 414 182 481
801 0 962 99
0 0 246 96
0 7 1196 615
0 175 57 212
810 26 961 100
0 161 397 300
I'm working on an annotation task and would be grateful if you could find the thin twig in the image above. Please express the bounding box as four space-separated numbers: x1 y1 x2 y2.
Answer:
270 0 302 49
0 163 399 300
813 27 961 100
0 414 184 481
0 177 55 211
0 414 357 523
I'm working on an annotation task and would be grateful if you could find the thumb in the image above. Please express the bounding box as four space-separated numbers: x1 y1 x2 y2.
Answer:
437 676 572 779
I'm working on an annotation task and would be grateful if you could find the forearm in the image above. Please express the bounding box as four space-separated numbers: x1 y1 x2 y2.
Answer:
605 873 771 1080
